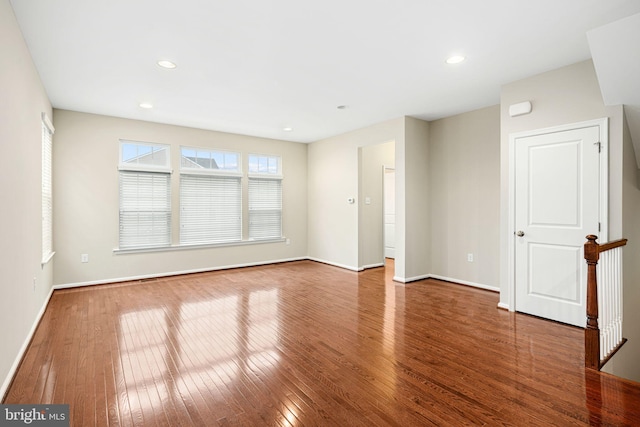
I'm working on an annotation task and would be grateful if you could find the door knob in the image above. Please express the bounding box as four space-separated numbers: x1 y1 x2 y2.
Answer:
516 231 525 237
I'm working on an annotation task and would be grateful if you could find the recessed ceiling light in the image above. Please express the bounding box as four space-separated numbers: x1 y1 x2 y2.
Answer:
446 55 466 64
283 127 293 132
139 102 153 109
157 60 177 69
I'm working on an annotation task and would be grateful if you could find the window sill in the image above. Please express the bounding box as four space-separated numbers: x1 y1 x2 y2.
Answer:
41 251 55 266
113 237 286 255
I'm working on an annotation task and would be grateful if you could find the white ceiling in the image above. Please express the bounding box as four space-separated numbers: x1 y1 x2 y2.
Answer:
9 0 640 143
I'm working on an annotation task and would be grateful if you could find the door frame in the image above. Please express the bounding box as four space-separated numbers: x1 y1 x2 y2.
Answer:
383 166 395 262
507 118 609 312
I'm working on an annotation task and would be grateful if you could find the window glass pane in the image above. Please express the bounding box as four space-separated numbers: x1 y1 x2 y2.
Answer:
212 152 224 169
181 147 239 172
268 157 278 174
224 153 239 171
138 144 152 157
120 141 170 169
258 157 268 173
249 154 281 175
122 143 138 163
248 156 259 173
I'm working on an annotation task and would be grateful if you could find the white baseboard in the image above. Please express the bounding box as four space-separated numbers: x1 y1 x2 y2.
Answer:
361 262 384 270
1 286 55 400
54 257 308 290
392 273 499 294
497 302 510 310
306 257 360 272
400 273 431 283
428 274 500 293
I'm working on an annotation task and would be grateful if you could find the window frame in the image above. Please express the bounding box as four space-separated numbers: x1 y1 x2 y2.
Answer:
248 153 282 178
114 145 287 254
248 176 282 240
179 146 243 245
119 139 171 173
41 113 55 265
180 146 242 176
118 140 172 250
248 154 283 241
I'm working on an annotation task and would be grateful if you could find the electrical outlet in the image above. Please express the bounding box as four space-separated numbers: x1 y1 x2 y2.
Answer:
285 238 291 245
467 253 474 262
81 254 89 263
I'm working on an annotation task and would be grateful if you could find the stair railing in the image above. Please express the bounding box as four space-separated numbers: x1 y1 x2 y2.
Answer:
584 235 627 370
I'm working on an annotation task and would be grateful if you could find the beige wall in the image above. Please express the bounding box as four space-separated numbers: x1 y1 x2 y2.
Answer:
52 110 308 286
309 112 492 285
605 114 640 381
500 60 625 308
402 117 431 280
0 0 54 396
307 118 403 271
307 116 430 280
429 105 500 287
358 141 395 268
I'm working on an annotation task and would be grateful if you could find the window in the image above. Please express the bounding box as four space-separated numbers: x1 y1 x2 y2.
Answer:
248 154 280 175
119 141 171 249
41 113 54 263
181 147 239 172
180 147 242 244
248 154 282 240
120 140 170 170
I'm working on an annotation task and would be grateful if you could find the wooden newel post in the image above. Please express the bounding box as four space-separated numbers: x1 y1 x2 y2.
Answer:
584 234 600 369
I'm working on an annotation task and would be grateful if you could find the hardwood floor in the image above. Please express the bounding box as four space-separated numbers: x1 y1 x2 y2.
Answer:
4 260 640 426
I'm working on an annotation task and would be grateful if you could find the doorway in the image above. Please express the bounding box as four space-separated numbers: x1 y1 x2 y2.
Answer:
384 167 396 259
358 141 395 271
508 119 608 327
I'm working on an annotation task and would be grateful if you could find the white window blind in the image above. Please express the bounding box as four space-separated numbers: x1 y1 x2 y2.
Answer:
118 141 171 249
180 174 242 244
119 171 171 249
248 178 282 240
41 114 54 263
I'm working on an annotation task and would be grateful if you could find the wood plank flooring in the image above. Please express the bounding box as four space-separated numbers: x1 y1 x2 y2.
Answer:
4 260 640 426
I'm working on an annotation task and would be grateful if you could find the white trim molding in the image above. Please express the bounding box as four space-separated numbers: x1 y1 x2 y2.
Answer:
428 274 499 292
306 257 360 272
506 118 609 313
1 286 55 400
393 273 430 284
114 237 286 255
55 257 307 290
361 262 384 270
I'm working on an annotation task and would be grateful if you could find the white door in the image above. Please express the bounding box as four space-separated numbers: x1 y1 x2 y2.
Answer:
384 168 395 259
514 125 601 327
